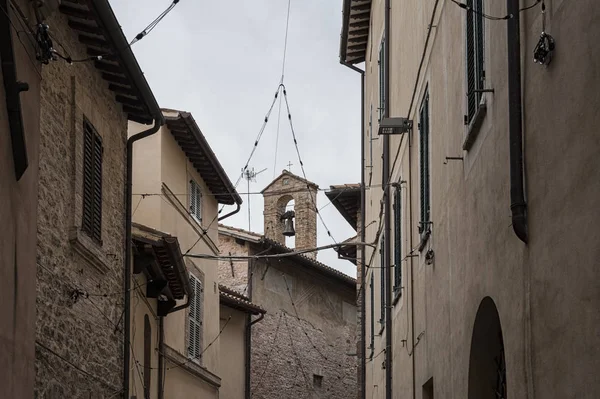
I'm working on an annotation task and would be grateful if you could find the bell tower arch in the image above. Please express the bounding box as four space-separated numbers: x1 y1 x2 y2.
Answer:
262 170 318 259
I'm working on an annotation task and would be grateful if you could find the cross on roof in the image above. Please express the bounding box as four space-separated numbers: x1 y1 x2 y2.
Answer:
287 161 293 171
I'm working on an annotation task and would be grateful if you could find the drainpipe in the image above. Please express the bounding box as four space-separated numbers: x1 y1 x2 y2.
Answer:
383 0 392 398
124 117 164 398
218 202 241 221
339 60 365 399
507 0 528 244
158 316 165 399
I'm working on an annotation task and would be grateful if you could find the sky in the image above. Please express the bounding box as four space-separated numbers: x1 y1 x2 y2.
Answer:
109 0 362 276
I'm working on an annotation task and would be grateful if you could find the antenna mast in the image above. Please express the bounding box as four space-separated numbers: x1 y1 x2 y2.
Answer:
243 167 267 231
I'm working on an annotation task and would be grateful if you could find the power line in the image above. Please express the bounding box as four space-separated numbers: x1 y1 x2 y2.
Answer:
129 0 181 46
281 86 338 244
282 312 314 394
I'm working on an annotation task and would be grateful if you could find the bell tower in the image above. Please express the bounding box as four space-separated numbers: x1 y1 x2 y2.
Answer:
262 170 318 259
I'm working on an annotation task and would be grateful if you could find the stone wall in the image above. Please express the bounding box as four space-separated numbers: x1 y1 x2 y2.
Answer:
249 251 357 399
263 171 318 259
217 233 250 293
35 9 129 399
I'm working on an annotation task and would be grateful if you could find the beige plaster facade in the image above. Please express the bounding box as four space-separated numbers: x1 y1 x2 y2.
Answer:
339 0 600 398
129 109 242 398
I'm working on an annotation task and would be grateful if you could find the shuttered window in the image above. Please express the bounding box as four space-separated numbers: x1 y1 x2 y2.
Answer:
419 91 431 226
188 274 203 361
378 37 386 122
466 0 485 125
189 179 202 223
82 120 103 243
393 186 402 295
369 274 374 358
379 234 385 332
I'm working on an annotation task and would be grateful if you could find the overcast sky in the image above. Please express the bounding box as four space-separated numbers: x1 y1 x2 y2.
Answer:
110 0 361 276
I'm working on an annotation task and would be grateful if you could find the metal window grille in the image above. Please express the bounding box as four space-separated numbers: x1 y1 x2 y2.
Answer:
378 38 386 122
419 92 431 225
82 119 103 243
466 0 485 124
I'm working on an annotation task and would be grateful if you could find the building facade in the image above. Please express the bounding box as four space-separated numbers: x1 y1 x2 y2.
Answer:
339 0 600 398
34 1 162 397
219 171 358 399
0 1 42 398
129 109 242 398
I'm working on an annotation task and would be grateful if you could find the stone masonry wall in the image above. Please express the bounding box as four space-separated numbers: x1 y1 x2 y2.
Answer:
263 171 318 259
35 9 129 399
249 255 357 399
217 233 250 293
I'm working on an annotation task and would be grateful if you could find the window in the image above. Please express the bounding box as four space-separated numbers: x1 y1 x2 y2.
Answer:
378 37 386 121
369 274 374 359
188 274 203 361
393 186 402 297
143 315 151 398
313 374 323 388
189 179 202 223
466 0 485 125
419 91 431 229
379 234 385 332
82 119 103 243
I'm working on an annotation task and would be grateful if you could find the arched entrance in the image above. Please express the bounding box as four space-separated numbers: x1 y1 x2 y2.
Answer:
468 297 507 399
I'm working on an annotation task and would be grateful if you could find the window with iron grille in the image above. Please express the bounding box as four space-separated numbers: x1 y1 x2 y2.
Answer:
419 91 431 227
188 274 203 361
82 119 103 243
379 234 385 332
466 0 485 125
189 179 202 223
369 273 374 359
393 186 402 296
378 37 386 122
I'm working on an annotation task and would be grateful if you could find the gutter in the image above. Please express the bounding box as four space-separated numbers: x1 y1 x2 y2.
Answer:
507 0 528 243
340 60 365 399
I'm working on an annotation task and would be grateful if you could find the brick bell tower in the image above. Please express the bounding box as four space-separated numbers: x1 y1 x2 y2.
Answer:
262 170 318 259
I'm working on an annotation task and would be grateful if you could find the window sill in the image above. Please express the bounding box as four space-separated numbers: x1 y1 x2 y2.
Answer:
392 288 402 306
418 229 431 252
462 103 487 151
163 345 221 388
69 228 109 274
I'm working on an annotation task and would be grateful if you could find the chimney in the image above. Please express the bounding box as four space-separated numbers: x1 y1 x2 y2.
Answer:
262 170 318 259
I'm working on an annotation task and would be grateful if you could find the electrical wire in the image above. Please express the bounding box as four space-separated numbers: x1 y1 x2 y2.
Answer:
450 0 542 21
129 0 181 46
282 312 314 394
281 86 338 244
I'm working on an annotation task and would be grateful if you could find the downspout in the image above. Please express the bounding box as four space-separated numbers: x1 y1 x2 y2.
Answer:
340 61 365 399
158 316 165 399
218 202 241 221
507 0 528 243
245 258 254 398
124 118 163 399
383 1 392 398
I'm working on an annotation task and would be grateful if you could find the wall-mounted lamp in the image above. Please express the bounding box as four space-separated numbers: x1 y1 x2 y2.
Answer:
378 117 413 135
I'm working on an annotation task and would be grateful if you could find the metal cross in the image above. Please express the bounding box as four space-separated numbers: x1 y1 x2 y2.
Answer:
286 161 293 171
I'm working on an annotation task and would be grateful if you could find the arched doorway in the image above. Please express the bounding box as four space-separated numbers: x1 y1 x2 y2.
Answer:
468 297 507 399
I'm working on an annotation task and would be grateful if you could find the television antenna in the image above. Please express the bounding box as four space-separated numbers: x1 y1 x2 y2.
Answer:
243 167 267 231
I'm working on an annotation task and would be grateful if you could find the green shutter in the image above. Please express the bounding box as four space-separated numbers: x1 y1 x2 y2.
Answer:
82 120 102 243
378 38 385 121
420 92 430 225
394 187 402 294
466 0 485 124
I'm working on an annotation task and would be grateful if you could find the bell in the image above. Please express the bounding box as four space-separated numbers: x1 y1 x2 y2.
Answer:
283 217 295 237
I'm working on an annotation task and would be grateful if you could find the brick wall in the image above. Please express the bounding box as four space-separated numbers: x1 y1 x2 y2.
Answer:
35 9 129 398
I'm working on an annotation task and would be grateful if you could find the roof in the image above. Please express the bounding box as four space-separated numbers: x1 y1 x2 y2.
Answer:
132 223 190 300
218 225 356 287
59 0 162 124
164 111 242 205
261 169 319 194
336 235 358 265
325 184 361 230
219 285 266 315
340 0 372 65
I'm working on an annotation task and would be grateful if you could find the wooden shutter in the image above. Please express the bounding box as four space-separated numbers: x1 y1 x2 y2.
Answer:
189 180 202 222
379 234 385 328
188 274 203 360
466 0 485 124
82 120 102 243
393 187 402 293
369 274 374 358
419 92 430 224
378 39 385 121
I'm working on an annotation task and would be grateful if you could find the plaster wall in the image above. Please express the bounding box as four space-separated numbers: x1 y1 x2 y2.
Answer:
0 2 41 398
218 305 248 399
360 0 600 398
